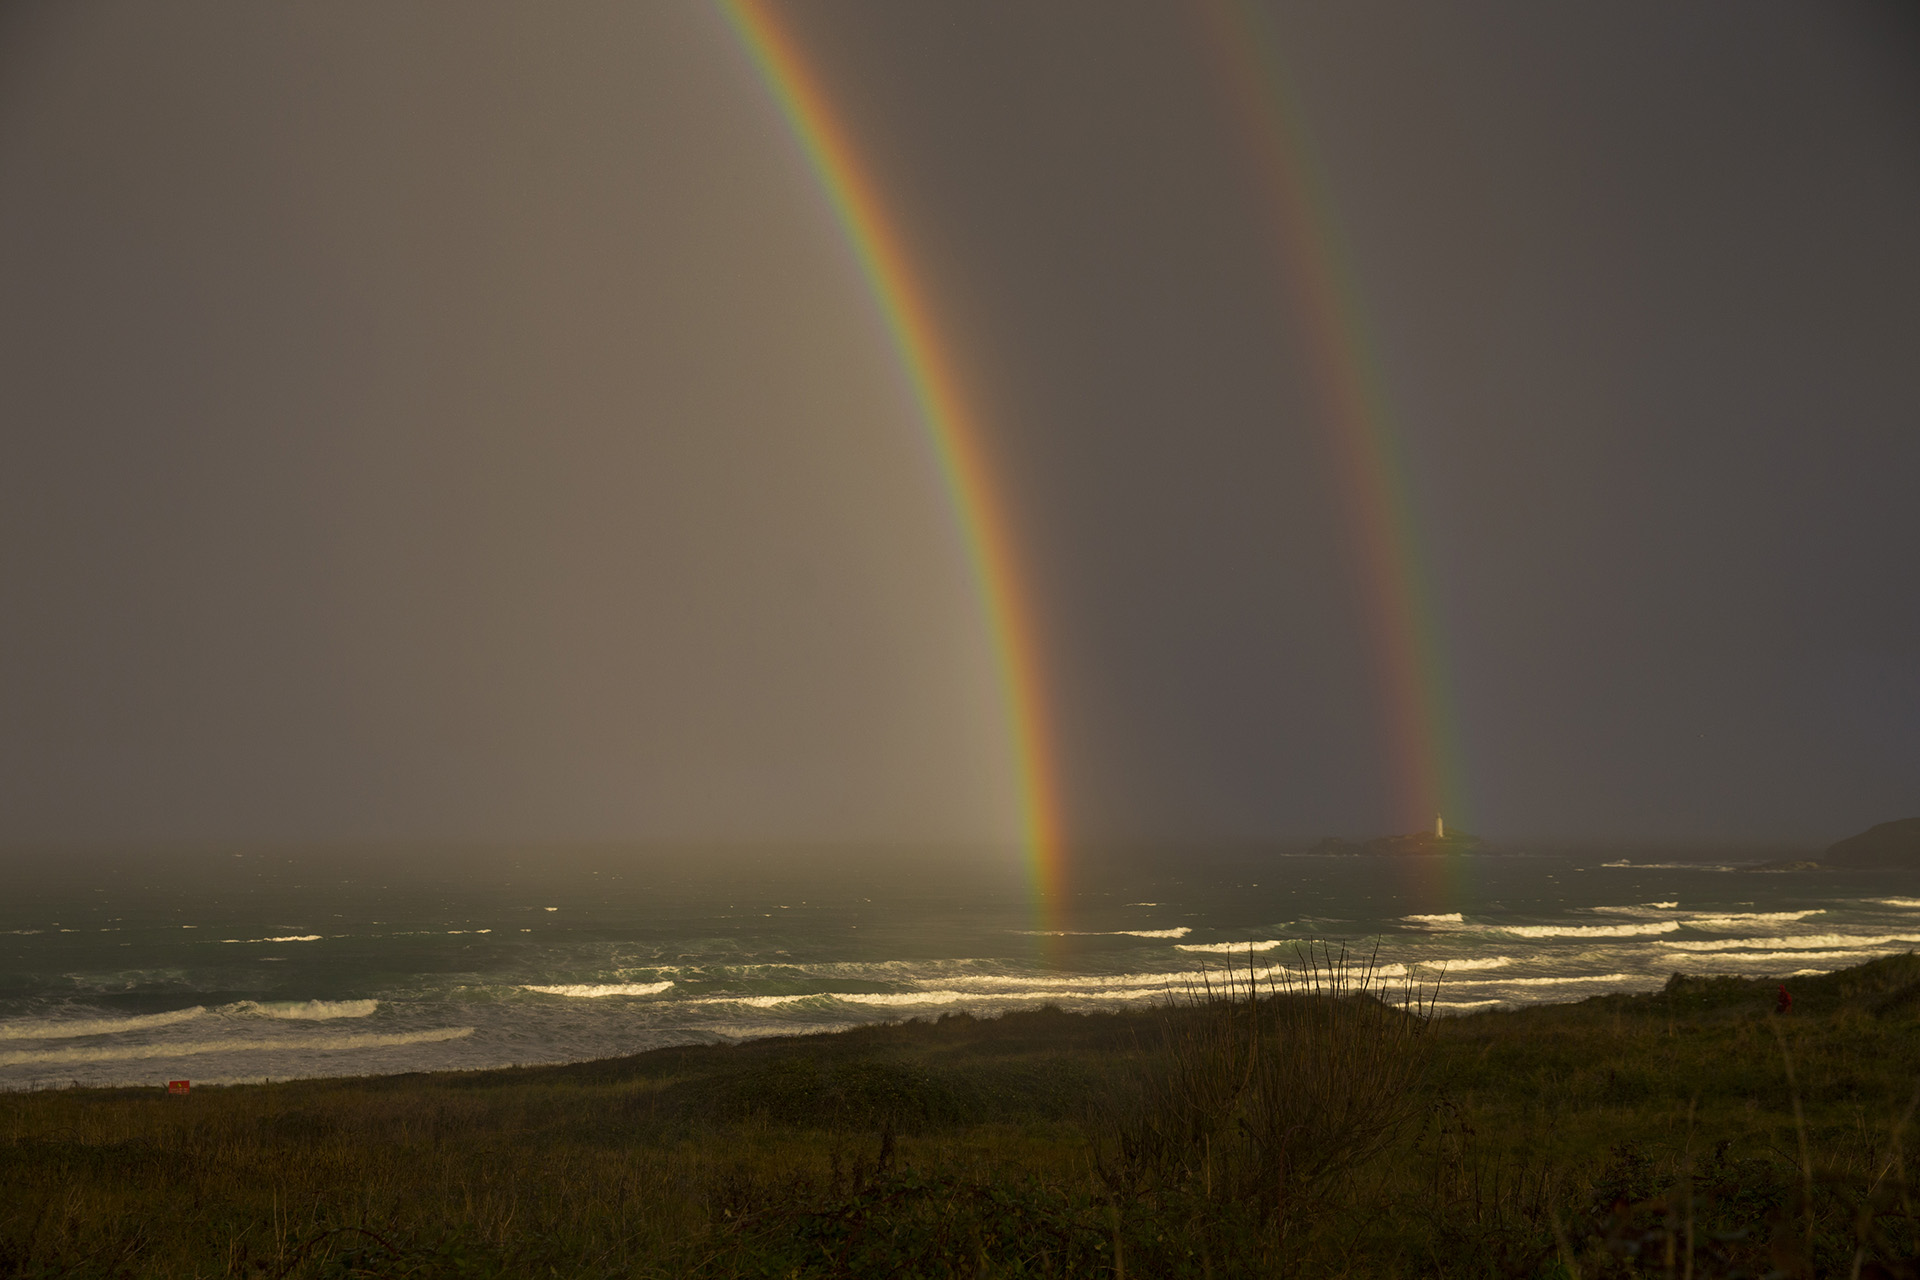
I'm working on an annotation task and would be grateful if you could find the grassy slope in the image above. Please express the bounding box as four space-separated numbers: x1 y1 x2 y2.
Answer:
6 957 1920 1277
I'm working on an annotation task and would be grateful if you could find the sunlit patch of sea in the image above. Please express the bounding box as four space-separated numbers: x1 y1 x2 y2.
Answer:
2 847 1914 1089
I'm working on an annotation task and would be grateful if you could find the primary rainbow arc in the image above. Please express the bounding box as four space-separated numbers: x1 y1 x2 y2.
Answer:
718 1 1066 920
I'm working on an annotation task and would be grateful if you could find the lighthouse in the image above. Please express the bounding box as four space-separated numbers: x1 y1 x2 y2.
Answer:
1435 814 1445 840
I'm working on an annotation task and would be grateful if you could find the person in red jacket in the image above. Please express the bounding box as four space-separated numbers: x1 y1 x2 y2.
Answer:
1775 984 1793 1015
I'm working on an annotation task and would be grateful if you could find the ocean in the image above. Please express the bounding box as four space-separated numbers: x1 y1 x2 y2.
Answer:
3 846 1915 1090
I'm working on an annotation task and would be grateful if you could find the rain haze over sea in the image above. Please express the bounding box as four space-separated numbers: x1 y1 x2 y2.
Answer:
5 848 1917 1091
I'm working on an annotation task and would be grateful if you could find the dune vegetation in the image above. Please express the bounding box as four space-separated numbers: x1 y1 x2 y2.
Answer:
7 949 1920 1277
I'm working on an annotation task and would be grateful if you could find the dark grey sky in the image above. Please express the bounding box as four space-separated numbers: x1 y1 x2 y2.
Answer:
2 2 1916 848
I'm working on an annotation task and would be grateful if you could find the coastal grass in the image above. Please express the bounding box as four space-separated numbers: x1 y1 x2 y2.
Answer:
7 954 1920 1276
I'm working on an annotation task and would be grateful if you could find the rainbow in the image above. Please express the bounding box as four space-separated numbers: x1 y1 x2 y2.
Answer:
717 1 1066 919
1197 0 1466 845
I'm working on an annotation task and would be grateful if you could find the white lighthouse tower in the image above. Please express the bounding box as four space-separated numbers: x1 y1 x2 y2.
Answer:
1435 814 1445 840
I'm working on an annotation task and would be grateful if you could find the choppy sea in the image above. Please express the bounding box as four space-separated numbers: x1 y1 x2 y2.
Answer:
3 846 1913 1090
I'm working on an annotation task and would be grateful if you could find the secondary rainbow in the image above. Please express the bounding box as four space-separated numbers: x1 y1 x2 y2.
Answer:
717 1 1066 918
1198 1 1467 845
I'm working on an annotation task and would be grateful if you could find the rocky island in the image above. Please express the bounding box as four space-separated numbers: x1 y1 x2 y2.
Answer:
1309 815 1486 855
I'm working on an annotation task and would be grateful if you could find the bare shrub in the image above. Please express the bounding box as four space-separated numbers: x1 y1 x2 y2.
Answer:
1100 942 1436 1231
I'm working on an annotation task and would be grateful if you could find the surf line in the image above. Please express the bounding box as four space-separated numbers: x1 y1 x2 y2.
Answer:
1197 1 1465 850
717 2 1066 924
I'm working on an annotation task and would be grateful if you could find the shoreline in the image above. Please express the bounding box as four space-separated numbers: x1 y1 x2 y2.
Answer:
9 952 1893 1097
7 952 1919 1274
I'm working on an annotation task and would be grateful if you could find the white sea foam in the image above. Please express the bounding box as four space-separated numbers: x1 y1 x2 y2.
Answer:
1404 913 1464 925
1425 956 1514 971
0 1007 207 1041
718 987 1179 1010
1593 902 1682 915
1016 928 1192 939
927 965 1288 992
228 1000 379 1020
220 935 323 944
1875 899 1920 909
1176 941 1290 953
521 982 674 998
1600 861 1737 872
1475 974 1644 988
1681 911 1824 927
1665 948 1908 964
697 957 1434 1010
1663 934 1920 952
1496 922 1680 938
0 1026 474 1067
1430 1000 1509 1013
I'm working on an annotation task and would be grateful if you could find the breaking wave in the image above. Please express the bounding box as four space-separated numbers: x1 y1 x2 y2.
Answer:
1496 922 1681 938
1665 948 1906 964
1017 928 1193 939
521 983 674 998
227 1000 379 1020
0 1007 207 1040
1662 934 1920 952
1176 940 1290 953
1404 913 1464 925
1478 973 1645 987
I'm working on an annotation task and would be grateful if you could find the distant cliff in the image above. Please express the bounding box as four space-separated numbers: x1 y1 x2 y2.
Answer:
1823 818 1920 869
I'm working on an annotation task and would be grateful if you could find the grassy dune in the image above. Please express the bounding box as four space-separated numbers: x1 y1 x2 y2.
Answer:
7 954 1920 1277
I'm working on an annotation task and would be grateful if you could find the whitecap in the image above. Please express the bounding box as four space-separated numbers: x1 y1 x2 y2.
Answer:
1496 922 1680 938
1429 999 1509 1012
1424 956 1513 971
713 986 1181 1010
1015 927 1192 939
0 1007 207 1041
930 965 1288 992
1663 934 1920 952
1600 861 1737 872
1475 973 1645 987
1404 913 1464 925
1681 911 1824 927
520 982 673 998
227 1000 379 1020
1664 948 1909 963
1176 941 1290 953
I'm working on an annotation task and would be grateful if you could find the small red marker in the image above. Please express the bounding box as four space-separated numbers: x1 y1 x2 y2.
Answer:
1775 985 1792 1016
167 1079 190 1094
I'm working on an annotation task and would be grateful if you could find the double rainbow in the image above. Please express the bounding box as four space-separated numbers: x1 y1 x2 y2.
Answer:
720 1 1466 909
718 2 1067 915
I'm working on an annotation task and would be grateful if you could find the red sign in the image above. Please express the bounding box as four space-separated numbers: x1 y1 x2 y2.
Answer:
167 1080 190 1094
